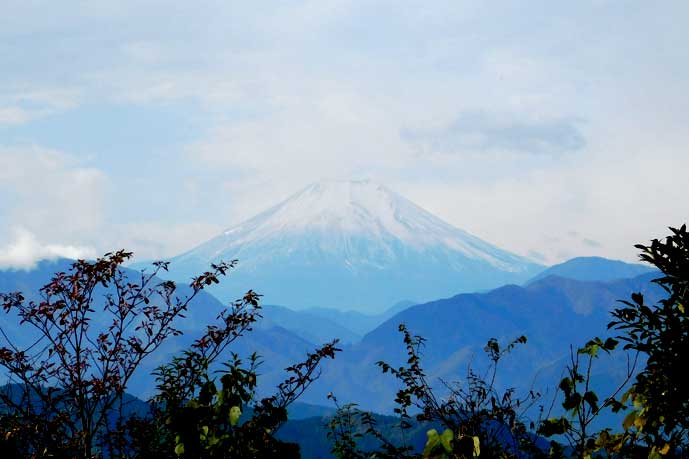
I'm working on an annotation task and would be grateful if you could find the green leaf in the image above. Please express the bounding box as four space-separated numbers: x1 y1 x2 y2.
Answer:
423 429 441 456
580 338 601 357
440 428 454 452
563 392 582 411
472 436 480 457
622 411 637 431
538 417 570 437
559 377 573 396
583 391 599 412
484 338 499 358
185 399 199 409
229 406 242 426
603 337 619 351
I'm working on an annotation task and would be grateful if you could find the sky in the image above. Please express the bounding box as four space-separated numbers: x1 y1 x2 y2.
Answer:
1 0 688 269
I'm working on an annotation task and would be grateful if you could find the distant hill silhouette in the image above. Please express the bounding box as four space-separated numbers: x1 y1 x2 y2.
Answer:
1 257 666 430
298 272 665 415
527 256 656 284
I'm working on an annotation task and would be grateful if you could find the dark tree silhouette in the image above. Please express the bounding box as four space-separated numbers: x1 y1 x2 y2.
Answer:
0 251 340 458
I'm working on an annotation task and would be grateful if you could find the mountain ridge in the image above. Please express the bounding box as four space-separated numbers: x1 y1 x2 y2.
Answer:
297 271 666 413
526 256 657 284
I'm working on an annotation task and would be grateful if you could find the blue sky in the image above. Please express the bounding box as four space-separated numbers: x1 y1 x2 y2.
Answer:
1 1 688 268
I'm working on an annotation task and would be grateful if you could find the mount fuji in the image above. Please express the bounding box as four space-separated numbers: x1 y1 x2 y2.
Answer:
162 180 544 312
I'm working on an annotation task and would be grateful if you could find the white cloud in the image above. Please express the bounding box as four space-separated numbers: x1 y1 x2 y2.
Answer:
0 1 687 265
0 228 96 270
399 137 689 264
0 88 79 125
114 221 223 264
0 145 109 245
0 107 33 125
402 111 586 156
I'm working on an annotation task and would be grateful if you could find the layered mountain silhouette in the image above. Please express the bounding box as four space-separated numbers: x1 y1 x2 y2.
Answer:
0 253 665 434
527 256 657 284
296 271 664 415
162 180 544 312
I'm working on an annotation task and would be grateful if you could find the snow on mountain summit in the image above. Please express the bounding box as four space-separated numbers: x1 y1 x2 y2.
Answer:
228 179 448 243
191 180 523 270
224 179 413 239
225 180 443 247
168 180 544 311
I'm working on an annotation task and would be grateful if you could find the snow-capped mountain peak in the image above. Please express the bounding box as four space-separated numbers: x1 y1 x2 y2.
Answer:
169 180 543 311
225 179 428 244
215 180 525 270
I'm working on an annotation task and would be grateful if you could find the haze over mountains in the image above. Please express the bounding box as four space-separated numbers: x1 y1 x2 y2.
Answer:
0 179 665 445
297 270 665 415
0 232 665 450
161 180 544 312
0 257 661 421
527 256 657 283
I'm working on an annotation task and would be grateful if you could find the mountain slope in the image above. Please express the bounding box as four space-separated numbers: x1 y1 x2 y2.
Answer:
163 180 544 312
303 300 416 337
258 304 362 345
527 256 657 284
298 272 665 413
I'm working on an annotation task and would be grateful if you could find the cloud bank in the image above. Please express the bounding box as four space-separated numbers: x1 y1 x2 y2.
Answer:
0 228 96 270
0 1 687 264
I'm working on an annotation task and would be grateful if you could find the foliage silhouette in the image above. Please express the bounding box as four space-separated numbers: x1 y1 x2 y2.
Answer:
537 337 637 458
324 224 689 459
0 251 339 458
327 325 542 458
606 224 689 457
1 223 688 459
